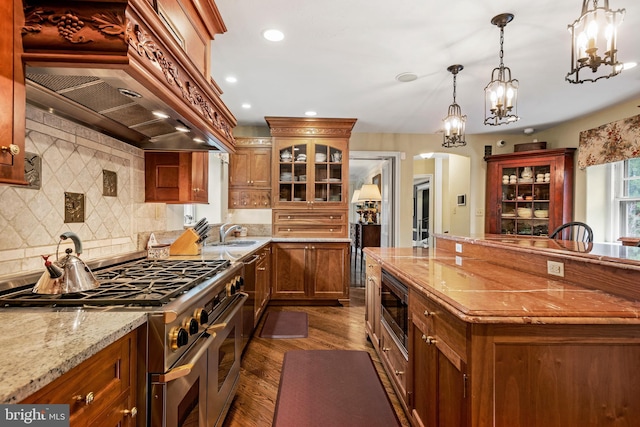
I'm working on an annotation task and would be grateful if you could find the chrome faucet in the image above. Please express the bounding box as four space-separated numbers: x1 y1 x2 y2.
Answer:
219 223 242 244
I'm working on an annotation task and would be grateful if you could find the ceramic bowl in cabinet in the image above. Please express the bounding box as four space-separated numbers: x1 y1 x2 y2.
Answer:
534 210 549 218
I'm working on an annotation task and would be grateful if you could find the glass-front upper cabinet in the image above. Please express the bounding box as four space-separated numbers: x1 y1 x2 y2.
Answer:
273 138 347 208
485 148 576 236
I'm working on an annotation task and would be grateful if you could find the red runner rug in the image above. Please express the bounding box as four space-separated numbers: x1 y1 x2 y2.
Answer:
273 350 401 427
259 311 308 338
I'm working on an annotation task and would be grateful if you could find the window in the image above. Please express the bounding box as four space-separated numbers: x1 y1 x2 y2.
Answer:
614 158 640 237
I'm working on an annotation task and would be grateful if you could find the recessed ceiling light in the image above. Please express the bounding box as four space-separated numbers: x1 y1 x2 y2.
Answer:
396 72 418 83
305 111 317 116
242 103 251 109
152 111 170 119
263 29 284 42
193 137 205 143
225 76 238 83
175 126 190 133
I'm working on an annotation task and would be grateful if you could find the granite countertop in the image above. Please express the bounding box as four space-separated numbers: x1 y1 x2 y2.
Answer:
0 310 147 404
364 246 640 325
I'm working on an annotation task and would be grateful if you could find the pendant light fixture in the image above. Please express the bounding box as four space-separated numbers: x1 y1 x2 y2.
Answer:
442 64 466 148
484 13 519 126
566 0 625 83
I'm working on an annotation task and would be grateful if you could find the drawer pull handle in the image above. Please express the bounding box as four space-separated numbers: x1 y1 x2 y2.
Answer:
394 370 404 376
423 310 432 317
426 335 437 345
330 216 334 219
123 407 138 417
330 229 334 232
74 392 94 405
382 347 390 352
257 267 266 271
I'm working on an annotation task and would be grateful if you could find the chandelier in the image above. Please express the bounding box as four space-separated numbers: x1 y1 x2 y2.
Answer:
566 0 625 83
442 64 466 148
484 13 519 126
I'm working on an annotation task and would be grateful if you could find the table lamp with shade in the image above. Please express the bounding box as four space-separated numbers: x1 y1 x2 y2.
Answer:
358 184 382 224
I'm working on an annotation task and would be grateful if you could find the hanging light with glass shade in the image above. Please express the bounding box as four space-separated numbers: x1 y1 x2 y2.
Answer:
484 13 519 126
442 64 466 148
566 0 625 83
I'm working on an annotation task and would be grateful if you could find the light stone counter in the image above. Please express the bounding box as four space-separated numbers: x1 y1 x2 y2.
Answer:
0 310 147 404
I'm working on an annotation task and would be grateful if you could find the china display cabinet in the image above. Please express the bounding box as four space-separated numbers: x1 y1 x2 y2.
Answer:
266 117 356 238
485 148 576 236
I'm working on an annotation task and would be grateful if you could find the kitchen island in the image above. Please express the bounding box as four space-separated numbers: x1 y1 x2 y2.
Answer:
364 234 640 427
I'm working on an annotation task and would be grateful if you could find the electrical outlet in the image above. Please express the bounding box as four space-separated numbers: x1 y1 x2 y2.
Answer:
455 243 462 253
475 208 483 216
547 260 564 277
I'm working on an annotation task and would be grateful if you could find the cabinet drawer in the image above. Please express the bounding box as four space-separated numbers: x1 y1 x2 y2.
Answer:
273 210 346 224
273 209 347 237
380 322 408 399
22 331 136 425
410 289 467 365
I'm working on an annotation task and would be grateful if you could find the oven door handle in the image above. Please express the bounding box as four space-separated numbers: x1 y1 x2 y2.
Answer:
205 292 248 335
152 333 213 383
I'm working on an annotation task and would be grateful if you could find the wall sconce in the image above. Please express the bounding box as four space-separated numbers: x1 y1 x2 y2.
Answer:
358 184 382 224
484 13 519 126
442 64 467 148
566 0 625 83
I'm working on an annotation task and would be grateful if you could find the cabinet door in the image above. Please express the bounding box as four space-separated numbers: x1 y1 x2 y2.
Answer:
229 150 251 186
191 151 208 203
274 139 312 206
145 152 208 203
410 321 467 427
307 243 348 299
271 243 308 298
250 148 272 187
0 0 26 185
273 138 348 208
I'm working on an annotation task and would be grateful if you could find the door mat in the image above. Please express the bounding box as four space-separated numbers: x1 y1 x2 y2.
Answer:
259 311 308 338
273 350 401 427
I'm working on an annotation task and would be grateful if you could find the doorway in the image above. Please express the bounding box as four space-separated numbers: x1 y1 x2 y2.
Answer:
413 178 430 247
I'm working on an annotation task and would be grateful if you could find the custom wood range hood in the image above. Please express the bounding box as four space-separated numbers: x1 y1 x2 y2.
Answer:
20 0 237 152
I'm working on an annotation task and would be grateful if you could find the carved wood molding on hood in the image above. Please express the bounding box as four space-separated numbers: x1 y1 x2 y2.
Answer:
20 0 237 152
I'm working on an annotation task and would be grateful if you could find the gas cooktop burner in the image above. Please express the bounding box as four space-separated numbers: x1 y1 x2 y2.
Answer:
0 259 231 307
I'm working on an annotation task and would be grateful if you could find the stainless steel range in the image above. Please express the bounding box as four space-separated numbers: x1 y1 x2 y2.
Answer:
0 254 247 427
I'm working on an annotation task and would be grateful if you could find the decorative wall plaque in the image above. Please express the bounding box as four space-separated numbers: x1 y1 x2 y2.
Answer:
103 169 117 196
24 152 41 189
64 192 85 223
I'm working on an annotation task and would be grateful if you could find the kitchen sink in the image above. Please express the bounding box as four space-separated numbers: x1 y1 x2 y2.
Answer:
213 240 258 247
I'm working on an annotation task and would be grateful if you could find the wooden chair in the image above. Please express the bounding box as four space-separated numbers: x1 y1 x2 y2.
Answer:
549 221 593 243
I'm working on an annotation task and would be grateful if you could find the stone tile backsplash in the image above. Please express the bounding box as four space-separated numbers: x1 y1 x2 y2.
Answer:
0 105 171 278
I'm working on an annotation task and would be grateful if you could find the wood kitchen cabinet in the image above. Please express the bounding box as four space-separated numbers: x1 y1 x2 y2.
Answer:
485 148 575 236
266 117 356 238
229 138 272 209
22 329 139 427
155 0 227 85
0 0 26 185
145 151 208 203
271 242 349 304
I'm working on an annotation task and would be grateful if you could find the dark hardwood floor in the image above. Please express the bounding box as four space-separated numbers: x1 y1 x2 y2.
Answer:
222 251 410 427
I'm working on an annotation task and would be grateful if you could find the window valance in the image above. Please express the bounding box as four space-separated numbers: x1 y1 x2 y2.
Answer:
578 114 640 169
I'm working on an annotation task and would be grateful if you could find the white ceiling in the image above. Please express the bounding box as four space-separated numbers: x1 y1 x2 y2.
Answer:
210 0 639 138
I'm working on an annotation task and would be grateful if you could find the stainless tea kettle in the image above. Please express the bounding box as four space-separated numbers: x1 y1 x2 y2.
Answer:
33 232 100 294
